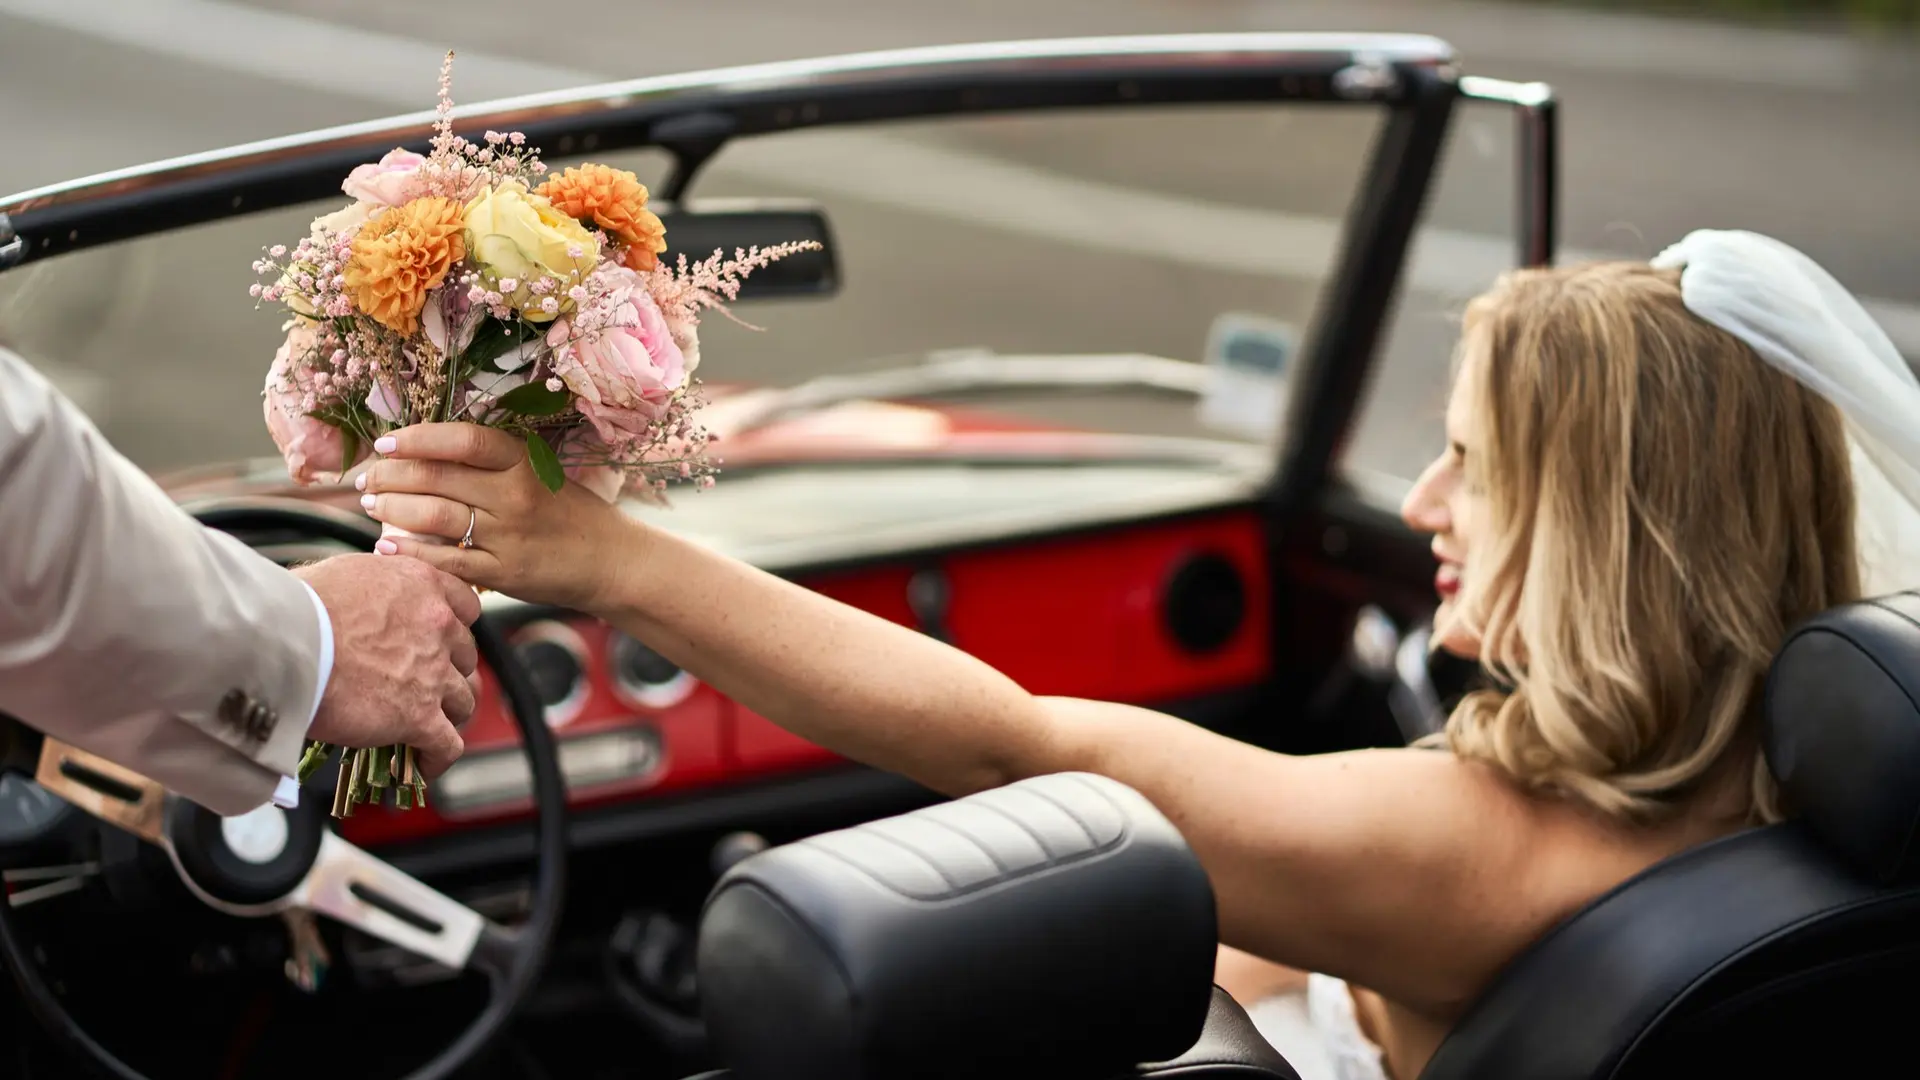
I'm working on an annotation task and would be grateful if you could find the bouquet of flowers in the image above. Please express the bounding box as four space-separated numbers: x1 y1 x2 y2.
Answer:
253 53 819 816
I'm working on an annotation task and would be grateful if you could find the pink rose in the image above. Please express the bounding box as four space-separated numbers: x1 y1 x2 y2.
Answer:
548 286 688 446
264 324 368 484
366 378 405 424
342 148 426 207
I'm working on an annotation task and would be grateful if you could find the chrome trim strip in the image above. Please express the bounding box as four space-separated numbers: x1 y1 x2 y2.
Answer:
0 213 21 269
711 350 1213 438
1457 75 1553 108
0 32 1452 221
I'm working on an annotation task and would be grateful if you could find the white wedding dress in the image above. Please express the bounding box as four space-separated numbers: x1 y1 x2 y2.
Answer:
1242 974 1390 1080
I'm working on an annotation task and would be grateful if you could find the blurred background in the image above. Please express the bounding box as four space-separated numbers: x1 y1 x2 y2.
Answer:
2 0 1916 488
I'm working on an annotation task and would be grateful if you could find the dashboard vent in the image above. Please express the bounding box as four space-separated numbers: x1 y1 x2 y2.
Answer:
1162 551 1247 655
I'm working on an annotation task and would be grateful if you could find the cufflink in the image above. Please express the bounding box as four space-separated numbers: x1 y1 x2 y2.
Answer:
219 689 278 742
246 701 276 741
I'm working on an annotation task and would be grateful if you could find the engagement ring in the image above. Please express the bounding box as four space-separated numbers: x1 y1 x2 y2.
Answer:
458 507 477 550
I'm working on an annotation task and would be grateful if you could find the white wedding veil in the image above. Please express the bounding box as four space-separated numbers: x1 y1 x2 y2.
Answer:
1650 230 1920 598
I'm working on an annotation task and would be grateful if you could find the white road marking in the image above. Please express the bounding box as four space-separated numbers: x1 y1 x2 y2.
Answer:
0 0 584 102
4 0 1917 359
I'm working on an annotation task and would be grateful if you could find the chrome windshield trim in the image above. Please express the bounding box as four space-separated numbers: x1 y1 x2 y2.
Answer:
1457 75 1553 108
709 349 1213 438
1 32 1453 224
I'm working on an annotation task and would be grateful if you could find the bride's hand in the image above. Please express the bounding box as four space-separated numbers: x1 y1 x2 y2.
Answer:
357 423 647 610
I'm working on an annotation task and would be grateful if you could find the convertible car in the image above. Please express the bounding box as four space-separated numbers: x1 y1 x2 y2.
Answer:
2 31 1916 1080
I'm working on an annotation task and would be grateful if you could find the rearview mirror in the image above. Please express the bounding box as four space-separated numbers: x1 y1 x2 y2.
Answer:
656 199 839 301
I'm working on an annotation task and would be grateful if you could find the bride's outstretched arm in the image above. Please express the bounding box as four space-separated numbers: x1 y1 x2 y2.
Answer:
570 513 1062 797
359 423 1545 1015
357 423 1058 796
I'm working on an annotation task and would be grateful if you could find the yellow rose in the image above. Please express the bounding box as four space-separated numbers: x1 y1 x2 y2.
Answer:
313 201 374 237
463 181 601 321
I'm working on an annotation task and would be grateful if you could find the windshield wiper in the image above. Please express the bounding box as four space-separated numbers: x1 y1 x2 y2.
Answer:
710 348 1210 438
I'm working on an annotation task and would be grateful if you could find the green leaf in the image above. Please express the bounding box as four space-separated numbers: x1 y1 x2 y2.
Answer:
461 317 542 375
495 380 571 417
526 431 565 493
339 427 361 475
306 398 377 473
309 394 376 434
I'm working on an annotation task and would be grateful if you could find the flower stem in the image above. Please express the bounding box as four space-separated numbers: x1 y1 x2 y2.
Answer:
407 746 427 808
331 758 355 818
297 740 335 783
295 739 433 817
367 743 392 789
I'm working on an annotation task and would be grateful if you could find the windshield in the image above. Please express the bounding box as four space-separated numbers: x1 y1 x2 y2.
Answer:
0 101 1384 484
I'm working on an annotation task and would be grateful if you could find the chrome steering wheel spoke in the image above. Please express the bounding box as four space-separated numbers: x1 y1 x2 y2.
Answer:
30 735 504 974
290 831 488 971
32 737 168 847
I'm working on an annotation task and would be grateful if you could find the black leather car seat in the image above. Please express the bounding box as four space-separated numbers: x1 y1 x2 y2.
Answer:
692 771 1298 1080
1419 592 1920 1079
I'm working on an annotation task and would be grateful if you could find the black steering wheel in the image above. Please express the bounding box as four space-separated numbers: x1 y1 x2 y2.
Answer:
0 499 568 1080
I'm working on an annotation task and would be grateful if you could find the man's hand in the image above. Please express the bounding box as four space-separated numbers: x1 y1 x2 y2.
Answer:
294 554 480 780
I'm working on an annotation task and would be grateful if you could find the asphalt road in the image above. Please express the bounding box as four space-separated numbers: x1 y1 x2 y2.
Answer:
2 0 1916 485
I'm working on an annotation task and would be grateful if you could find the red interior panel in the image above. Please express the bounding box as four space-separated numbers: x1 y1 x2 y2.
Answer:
339 508 1269 847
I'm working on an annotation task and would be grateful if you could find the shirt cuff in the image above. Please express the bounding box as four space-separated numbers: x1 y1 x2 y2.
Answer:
300 581 336 729
276 582 338 810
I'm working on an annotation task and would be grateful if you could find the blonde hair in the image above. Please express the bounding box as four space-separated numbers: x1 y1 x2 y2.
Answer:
1431 261 1859 825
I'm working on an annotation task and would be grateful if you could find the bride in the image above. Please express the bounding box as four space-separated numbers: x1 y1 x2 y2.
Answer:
353 230 1920 1080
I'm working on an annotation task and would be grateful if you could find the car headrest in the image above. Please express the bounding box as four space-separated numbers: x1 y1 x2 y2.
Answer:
694 772 1219 1080
1765 592 1920 884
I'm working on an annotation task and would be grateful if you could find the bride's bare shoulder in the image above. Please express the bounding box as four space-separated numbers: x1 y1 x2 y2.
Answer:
1386 746 1733 920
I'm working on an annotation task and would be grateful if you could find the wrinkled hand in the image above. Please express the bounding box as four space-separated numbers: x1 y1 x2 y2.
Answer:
357 424 643 612
294 553 480 780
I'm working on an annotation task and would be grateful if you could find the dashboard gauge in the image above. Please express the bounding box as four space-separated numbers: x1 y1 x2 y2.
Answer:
609 632 696 709
0 775 73 845
510 620 591 727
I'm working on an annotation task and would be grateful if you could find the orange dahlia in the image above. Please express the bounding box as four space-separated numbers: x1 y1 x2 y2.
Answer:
536 164 669 271
344 196 467 334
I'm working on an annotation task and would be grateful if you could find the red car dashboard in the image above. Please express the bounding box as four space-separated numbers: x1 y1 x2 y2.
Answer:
337 509 1270 848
